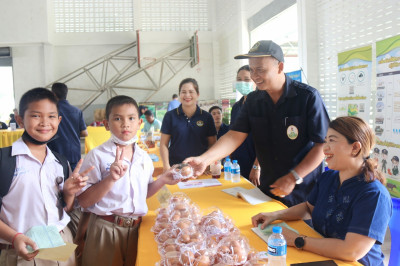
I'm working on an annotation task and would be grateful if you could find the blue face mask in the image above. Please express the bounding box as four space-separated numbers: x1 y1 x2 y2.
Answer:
234 81 254 96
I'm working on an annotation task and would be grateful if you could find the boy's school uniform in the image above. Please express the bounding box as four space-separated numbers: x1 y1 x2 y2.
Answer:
0 138 70 242
78 138 154 217
81 213 139 266
0 138 75 266
78 139 154 266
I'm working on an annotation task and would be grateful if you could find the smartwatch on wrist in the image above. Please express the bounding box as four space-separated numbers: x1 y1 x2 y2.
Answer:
252 165 261 171
290 169 303 184
294 235 307 250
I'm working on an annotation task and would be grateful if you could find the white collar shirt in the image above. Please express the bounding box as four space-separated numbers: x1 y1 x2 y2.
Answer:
0 138 70 244
77 139 154 217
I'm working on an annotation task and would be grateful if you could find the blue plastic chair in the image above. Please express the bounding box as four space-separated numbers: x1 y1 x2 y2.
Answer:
389 197 400 266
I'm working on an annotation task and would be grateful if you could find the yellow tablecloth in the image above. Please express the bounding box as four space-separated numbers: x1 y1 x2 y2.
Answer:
0 129 24 148
85 126 111 154
85 125 149 154
137 175 361 266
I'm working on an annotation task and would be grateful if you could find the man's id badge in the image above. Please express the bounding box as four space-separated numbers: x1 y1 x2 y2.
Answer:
287 125 298 140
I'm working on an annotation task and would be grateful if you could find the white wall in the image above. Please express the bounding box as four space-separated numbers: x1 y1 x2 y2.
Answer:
12 45 46 103
0 1 215 123
212 0 247 100
297 0 319 87
0 0 48 44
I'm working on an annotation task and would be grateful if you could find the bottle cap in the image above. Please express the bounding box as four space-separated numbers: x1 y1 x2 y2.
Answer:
226 158 231 162
232 160 238 164
272 226 282 234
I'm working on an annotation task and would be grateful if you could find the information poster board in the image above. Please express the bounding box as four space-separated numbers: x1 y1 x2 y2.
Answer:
374 35 400 198
286 70 302 82
337 46 372 121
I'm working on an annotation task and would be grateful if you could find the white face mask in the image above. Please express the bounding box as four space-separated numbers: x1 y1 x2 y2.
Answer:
110 134 138 146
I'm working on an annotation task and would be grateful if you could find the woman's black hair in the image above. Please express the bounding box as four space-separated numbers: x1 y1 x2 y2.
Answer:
179 78 199 94
237 65 250 74
329 116 385 185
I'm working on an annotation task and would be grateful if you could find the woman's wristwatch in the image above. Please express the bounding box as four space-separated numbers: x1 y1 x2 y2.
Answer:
252 165 261 171
290 169 303 184
295 235 307 250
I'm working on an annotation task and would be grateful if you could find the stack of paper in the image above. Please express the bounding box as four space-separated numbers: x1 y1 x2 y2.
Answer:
222 187 272 205
251 222 299 243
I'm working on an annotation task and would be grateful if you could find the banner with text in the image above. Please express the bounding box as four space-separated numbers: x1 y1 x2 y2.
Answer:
374 35 400 198
337 45 372 121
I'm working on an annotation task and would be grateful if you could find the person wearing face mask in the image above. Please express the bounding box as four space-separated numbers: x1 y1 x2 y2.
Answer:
230 65 259 181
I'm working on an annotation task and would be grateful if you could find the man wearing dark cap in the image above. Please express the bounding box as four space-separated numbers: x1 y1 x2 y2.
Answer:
185 41 330 207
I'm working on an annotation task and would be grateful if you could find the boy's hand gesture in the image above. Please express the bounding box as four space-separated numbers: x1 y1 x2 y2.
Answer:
13 234 39 261
64 159 93 196
110 146 128 181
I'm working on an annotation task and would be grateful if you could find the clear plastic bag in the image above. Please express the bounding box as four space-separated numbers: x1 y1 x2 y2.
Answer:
172 163 194 181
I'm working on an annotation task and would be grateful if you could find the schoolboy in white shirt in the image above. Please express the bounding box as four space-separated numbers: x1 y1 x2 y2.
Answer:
0 88 92 266
77 95 179 266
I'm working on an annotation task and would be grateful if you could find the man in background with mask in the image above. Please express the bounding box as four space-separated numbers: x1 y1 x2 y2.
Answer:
185 41 330 207
230 65 259 180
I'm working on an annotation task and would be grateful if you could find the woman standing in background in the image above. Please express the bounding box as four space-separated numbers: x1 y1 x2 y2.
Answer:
160 78 217 171
230 65 259 182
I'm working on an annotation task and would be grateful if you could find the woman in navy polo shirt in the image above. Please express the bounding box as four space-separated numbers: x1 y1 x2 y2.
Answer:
231 65 259 181
252 116 392 266
160 78 217 171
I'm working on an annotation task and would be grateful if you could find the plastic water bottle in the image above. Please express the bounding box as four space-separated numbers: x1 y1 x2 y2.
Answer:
223 158 232 181
231 160 240 183
267 226 287 266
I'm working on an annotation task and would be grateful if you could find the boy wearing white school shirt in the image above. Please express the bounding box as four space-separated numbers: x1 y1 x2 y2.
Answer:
0 88 91 266
77 95 179 266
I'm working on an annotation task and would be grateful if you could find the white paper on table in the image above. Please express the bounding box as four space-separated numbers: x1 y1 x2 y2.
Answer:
177 179 222 189
221 187 248 197
237 187 272 205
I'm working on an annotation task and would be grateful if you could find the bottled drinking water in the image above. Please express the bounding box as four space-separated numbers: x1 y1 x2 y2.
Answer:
223 157 232 181
267 226 287 266
231 160 240 183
